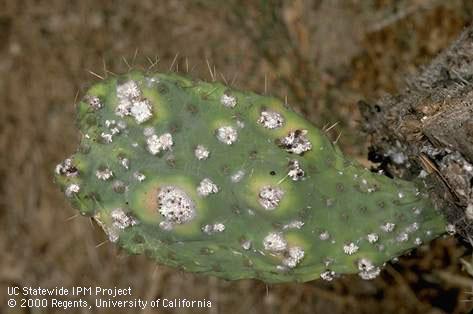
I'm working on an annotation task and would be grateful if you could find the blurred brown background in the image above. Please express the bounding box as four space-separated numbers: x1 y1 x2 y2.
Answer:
1 1 473 313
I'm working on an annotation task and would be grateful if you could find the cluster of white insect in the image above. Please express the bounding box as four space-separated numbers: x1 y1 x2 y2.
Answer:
55 158 78 177
220 93 237 108
202 223 226 235
263 232 288 252
343 242 359 255
106 208 139 242
130 100 153 124
367 233 379 243
116 80 153 124
278 130 312 154
216 126 238 145
258 186 284 210
357 258 380 280
100 132 113 144
288 160 305 181
147 133 173 155
157 186 196 228
197 178 219 197
320 270 336 281
258 110 284 129
381 222 396 233
91 209 137 243
282 247 305 268
263 232 305 269
96 168 113 181
100 120 122 144
194 145 210 160
65 183 80 197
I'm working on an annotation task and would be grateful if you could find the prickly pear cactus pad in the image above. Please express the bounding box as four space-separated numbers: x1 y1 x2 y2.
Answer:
54 71 447 283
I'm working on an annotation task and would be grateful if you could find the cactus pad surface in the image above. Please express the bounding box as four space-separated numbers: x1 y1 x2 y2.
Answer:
55 71 447 283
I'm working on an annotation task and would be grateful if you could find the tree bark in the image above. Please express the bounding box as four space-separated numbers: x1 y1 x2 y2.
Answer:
360 24 473 238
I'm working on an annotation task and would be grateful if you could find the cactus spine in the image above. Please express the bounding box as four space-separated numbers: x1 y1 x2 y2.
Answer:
54 71 447 283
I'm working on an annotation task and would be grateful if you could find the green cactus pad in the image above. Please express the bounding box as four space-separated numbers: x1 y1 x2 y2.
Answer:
55 71 447 283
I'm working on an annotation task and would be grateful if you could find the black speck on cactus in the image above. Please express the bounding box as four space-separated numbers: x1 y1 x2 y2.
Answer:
54 71 447 283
